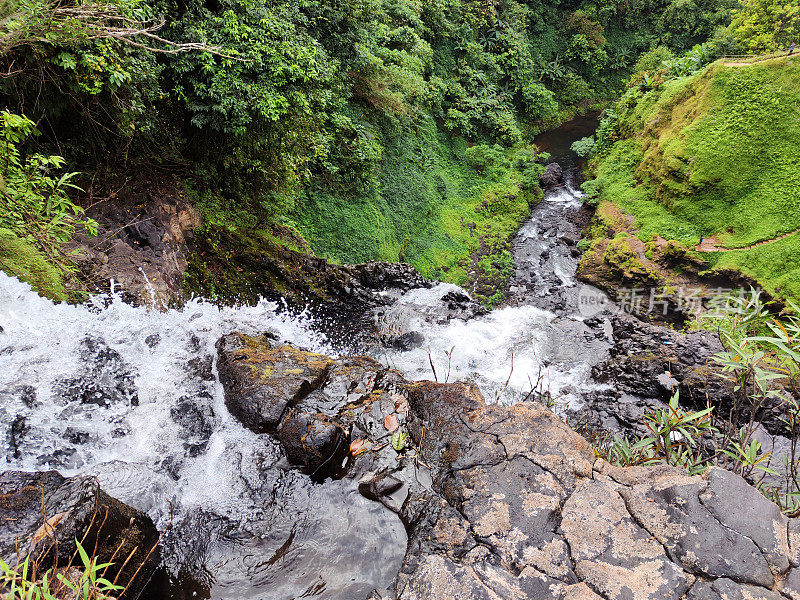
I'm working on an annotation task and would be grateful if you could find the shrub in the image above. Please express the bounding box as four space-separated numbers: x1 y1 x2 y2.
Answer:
464 143 508 175
0 111 96 253
571 136 596 157
632 45 676 74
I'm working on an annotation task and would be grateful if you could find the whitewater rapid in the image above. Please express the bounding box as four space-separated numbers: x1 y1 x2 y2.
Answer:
370 184 611 409
0 183 613 599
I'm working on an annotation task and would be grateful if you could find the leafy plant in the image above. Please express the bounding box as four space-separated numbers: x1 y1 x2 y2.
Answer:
0 541 122 600
571 136 595 158
0 110 96 252
719 435 778 479
600 292 800 513
605 392 715 475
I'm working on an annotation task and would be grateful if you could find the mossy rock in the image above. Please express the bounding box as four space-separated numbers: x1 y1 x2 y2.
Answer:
0 229 70 301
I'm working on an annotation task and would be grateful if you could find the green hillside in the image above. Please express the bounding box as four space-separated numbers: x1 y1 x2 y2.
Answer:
586 57 800 300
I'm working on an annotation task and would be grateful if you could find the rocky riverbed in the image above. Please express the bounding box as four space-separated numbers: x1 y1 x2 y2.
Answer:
219 336 800 600
2 115 797 599
4 330 800 599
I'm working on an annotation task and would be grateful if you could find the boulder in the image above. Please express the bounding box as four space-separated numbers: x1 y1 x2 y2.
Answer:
216 333 333 433
0 470 159 596
539 162 564 188
215 337 798 600
381 331 425 351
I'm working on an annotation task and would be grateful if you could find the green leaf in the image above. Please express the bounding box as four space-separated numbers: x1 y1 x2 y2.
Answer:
391 430 409 451
76 540 90 569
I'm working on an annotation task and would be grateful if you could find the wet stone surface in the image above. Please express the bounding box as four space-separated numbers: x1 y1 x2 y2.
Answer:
219 336 800 600
0 470 160 597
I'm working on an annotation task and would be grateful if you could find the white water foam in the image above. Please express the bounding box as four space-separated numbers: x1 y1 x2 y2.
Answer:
371 283 604 410
0 272 332 522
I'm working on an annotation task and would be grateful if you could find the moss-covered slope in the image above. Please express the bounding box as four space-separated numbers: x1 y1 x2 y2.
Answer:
194 118 544 307
585 57 800 300
0 230 71 301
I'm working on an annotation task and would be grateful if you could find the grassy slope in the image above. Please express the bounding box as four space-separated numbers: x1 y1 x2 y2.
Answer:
293 118 539 305
590 58 800 300
0 229 70 301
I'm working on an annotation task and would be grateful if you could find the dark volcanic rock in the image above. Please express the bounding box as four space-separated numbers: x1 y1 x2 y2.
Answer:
171 393 216 456
382 331 425 351
216 335 798 600
343 261 430 294
7 415 28 460
593 314 725 401
69 182 201 306
539 162 564 188
216 333 333 433
586 314 787 436
0 470 159 596
440 289 487 319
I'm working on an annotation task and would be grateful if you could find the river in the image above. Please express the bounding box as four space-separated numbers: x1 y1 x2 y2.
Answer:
0 114 611 598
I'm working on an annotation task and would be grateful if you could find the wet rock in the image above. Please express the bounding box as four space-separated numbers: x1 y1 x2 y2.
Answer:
17 384 36 407
595 313 795 436
382 331 425 351
186 355 214 381
580 313 763 437
171 394 215 455
0 471 159 596
439 289 487 319
343 261 431 294
277 356 395 477
278 409 348 478
215 338 796 600
216 333 333 433
539 162 564 188
68 182 201 306
7 414 28 460
358 472 404 502
57 337 139 408
593 314 724 400
63 427 90 445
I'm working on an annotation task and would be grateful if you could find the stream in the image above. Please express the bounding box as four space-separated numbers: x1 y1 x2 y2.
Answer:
0 114 612 598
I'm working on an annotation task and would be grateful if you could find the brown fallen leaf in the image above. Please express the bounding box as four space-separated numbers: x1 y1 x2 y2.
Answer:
384 414 399 432
350 438 371 456
31 512 67 546
393 395 409 413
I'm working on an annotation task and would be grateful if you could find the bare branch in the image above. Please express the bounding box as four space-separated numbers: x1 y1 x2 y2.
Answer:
0 0 247 61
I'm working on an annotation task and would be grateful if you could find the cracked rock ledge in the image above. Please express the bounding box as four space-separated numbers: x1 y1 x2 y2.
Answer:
215 333 800 600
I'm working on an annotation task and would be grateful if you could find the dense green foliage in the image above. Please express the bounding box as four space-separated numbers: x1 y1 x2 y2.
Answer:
2 0 776 302
0 111 95 244
0 110 96 298
584 57 800 301
730 0 800 52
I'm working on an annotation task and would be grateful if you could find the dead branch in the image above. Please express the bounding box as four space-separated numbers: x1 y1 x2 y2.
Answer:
1 0 247 61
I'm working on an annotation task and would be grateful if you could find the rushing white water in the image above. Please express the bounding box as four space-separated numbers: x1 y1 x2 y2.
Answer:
370 184 612 410
0 273 407 598
371 284 587 407
0 155 613 598
0 272 330 493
